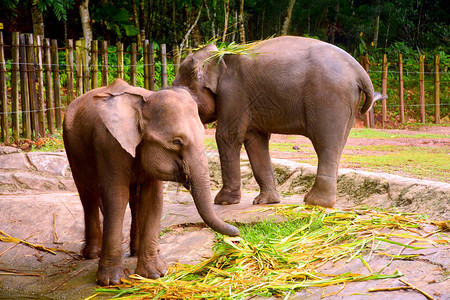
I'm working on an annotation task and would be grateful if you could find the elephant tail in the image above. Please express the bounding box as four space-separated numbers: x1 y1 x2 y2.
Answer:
358 71 385 114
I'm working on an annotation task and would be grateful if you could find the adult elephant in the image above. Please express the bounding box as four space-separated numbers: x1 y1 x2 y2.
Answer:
172 36 382 208
63 79 239 286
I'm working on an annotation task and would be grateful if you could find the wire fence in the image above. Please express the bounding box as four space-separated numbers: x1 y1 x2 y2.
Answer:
0 32 449 143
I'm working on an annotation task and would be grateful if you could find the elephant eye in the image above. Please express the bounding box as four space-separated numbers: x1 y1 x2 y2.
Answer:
173 138 184 148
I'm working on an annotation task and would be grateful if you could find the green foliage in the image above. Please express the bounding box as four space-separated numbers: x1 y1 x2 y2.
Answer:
33 0 74 21
91 3 139 39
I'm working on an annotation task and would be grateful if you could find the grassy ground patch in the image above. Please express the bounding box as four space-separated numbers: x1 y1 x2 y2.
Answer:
94 205 447 299
349 128 449 139
341 146 449 181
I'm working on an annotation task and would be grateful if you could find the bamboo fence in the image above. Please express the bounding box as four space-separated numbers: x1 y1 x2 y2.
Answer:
0 31 448 143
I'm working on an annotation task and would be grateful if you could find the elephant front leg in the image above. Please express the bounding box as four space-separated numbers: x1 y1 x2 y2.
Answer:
97 183 129 286
135 180 167 279
244 130 281 204
214 124 245 205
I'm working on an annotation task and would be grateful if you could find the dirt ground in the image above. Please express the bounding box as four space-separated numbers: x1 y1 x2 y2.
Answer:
204 125 450 182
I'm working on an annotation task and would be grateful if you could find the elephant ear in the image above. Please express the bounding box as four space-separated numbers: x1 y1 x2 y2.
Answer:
196 44 227 94
95 92 143 158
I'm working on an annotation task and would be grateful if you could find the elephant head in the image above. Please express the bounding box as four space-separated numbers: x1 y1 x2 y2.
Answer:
94 83 239 237
172 44 226 124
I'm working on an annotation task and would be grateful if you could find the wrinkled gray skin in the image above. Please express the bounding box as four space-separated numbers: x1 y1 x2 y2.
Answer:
173 36 382 208
63 79 239 286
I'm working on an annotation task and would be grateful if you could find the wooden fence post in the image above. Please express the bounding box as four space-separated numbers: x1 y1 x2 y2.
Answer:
75 39 84 96
11 32 20 141
19 34 31 139
174 45 180 75
44 38 55 135
101 40 108 86
149 43 155 91
398 54 404 124
0 31 8 142
434 55 440 124
82 39 89 93
131 43 137 86
66 39 74 104
26 34 39 137
143 40 149 89
161 44 168 89
381 54 388 128
117 42 124 79
91 40 98 90
364 55 374 128
359 56 370 128
419 55 425 123
34 35 45 137
51 39 62 130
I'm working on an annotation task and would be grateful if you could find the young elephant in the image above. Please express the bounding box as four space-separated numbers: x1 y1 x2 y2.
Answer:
63 79 239 286
172 36 384 208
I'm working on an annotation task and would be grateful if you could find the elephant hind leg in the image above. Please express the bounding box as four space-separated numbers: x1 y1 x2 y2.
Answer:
78 187 102 259
244 130 281 205
304 106 354 208
129 184 140 257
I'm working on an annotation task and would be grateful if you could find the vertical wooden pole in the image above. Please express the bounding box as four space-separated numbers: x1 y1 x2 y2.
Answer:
149 43 156 91
131 43 137 86
66 39 74 104
75 39 83 96
26 34 39 137
381 54 388 128
419 55 425 123
174 45 181 75
359 56 370 128
91 40 98 90
51 39 62 130
82 39 89 93
44 38 55 135
19 34 31 139
364 55 374 128
11 32 20 141
0 31 8 142
434 55 440 124
117 42 124 79
34 35 45 137
398 54 404 124
101 40 108 86
161 44 168 89
143 40 149 89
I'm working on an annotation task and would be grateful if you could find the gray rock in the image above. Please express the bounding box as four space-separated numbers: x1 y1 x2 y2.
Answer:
26 152 71 177
0 146 22 155
0 153 32 171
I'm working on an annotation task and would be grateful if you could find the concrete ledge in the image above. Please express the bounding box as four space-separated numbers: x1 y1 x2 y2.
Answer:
1 148 448 219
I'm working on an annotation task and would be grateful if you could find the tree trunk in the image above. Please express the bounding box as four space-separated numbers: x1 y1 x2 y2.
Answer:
238 0 245 43
31 4 45 42
281 0 296 35
372 0 380 48
222 0 230 42
204 0 216 38
79 0 93 50
132 0 142 48
330 2 339 44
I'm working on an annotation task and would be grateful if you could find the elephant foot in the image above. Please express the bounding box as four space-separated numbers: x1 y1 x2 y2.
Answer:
253 190 281 205
82 240 101 259
97 265 126 286
214 188 241 205
136 254 167 279
303 175 336 208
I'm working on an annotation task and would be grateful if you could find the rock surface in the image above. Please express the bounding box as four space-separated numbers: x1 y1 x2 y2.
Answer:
0 147 449 299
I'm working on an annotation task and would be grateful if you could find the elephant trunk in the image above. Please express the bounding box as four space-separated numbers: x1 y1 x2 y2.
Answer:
188 156 240 237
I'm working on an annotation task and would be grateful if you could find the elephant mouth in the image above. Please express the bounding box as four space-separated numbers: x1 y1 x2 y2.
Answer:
183 175 192 191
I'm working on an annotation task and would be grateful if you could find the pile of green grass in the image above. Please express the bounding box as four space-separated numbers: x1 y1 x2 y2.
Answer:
93 205 447 299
